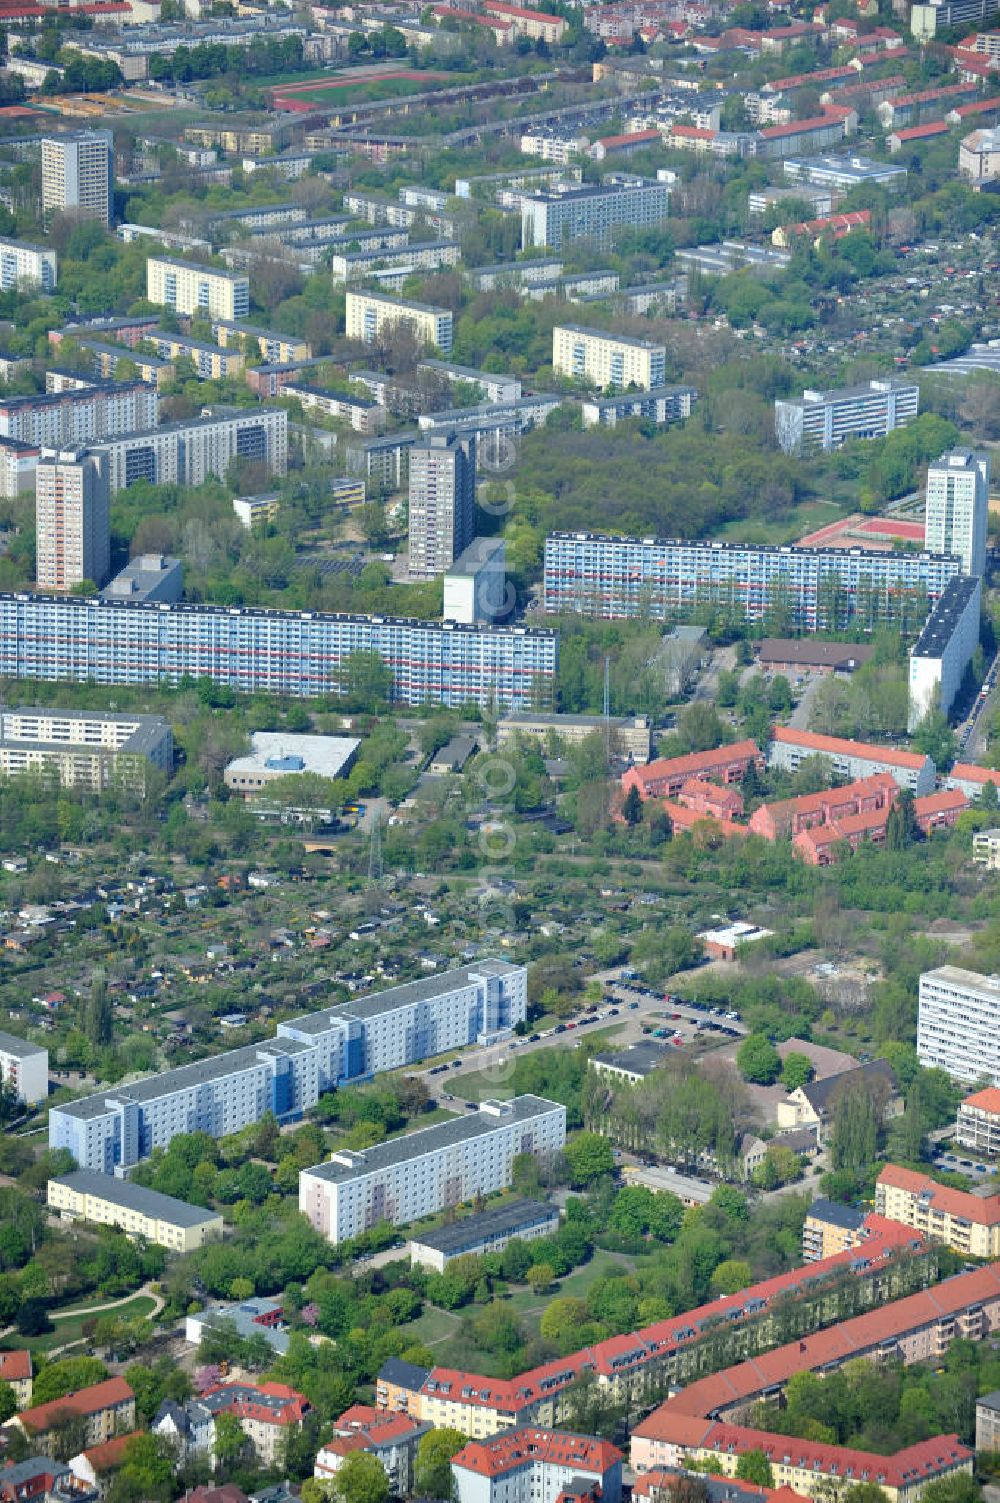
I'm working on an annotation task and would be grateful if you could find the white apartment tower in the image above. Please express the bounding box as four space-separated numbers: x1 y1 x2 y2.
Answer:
918 965 1000 1085
41 132 113 226
924 448 990 578
35 448 110 591
552 325 666 391
408 431 477 578
0 1030 48 1105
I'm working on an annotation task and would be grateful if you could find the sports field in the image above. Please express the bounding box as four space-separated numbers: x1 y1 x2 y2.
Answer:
270 68 454 112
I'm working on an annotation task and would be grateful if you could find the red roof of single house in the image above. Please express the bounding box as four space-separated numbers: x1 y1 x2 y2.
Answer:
771 726 930 770
19 1379 134 1433
671 123 717 139
879 1163 1000 1224
80 1433 142 1474
0 1351 31 1382
760 111 846 138
626 740 760 787
915 788 967 816
962 1086 1000 1117
891 121 949 140
453 1428 622 1479
950 95 1000 116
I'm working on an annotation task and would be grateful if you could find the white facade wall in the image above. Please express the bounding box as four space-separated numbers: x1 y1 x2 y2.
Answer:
0 1031 48 1104
552 326 666 389
299 1097 566 1244
908 576 982 731
0 238 56 292
924 449 990 578
918 965 1000 1085
146 256 249 321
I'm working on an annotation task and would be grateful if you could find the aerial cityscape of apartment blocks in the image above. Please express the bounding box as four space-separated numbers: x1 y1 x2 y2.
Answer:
90 409 288 491
345 290 454 354
923 448 991 576
41 131 113 226
49 961 527 1174
774 377 920 452
0 706 173 791
907 574 982 730
552 326 667 391
0 595 557 708
34 448 110 592
0 237 57 293
918 964 1000 1086
520 182 671 250
542 531 961 629
145 256 250 321
0 382 158 449
299 1096 567 1245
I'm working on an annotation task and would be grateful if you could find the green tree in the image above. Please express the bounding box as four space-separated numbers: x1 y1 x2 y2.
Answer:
564 1132 615 1187
414 1427 468 1499
212 1411 250 1471
830 1080 879 1173
0 1384 16 1423
736 1034 781 1085
335 1450 391 1503
781 1052 814 1092
32 1356 108 1407
736 1451 775 1488
526 1262 556 1293
622 784 643 826
709 1259 753 1296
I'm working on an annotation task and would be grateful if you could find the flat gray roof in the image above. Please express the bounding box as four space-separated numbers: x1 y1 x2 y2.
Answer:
281 959 518 1037
447 537 505 577
0 1027 46 1060
303 1096 562 1184
226 731 360 781
0 706 171 759
52 1169 222 1227
409 1198 557 1254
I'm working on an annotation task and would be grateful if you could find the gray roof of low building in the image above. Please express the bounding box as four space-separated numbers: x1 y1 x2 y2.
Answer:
409 1198 557 1255
593 1040 673 1077
800 1058 898 1115
0 1027 47 1060
978 1390 1000 1414
378 1356 431 1391
447 537 505 577
52 1169 222 1227
302 1096 562 1185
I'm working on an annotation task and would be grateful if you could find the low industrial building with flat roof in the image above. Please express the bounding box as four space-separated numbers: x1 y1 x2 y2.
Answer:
0 705 173 792
186 1295 290 1354
224 731 361 796
0 1029 48 1105
498 712 651 763
407 1199 560 1272
698 920 773 961
299 1096 566 1245
782 152 908 188
100 553 183 604
48 1168 224 1252
591 1039 674 1085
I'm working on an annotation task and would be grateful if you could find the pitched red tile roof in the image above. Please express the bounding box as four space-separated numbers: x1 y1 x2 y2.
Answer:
761 112 847 138
771 726 930 770
453 1427 622 1479
961 1086 1000 1116
0 1351 31 1383
878 1163 1000 1225
18 1379 134 1434
625 740 761 789
79 1432 142 1473
891 121 949 140
949 761 1000 787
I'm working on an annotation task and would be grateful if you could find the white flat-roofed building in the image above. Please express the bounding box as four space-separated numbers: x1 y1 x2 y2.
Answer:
224 731 361 796
444 537 506 624
925 449 991 577
782 152 908 189
918 964 1000 1084
0 238 56 292
521 181 670 250
41 131 112 225
101 553 183 604
346 290 453 355
35 447 109 592
581 385 696 428
48 1169 224 1252
50 961 527 1173
299 1095 566 1244
0 436 41 499
553 325 666 391
908 575 982 731
0 1029 47 1105
0 705 173 791
775 377 919 452
408 431 476 578
331 240 460 283
973 827 1000 869
408 1199 559 1272
146 256 249 321
90 409 287 492
419 361 522 404
0 383 158 450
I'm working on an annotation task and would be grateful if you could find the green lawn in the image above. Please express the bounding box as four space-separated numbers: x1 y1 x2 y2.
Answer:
450 1029 627 1103
2 1293 159 1354
276 75 457 107
717 497 847 546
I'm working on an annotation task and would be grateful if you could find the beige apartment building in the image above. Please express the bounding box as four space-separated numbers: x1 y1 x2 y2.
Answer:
876 1163 1000 1257
552 325 666 390
498 712 651 761
48 1169 223 1253
146 255 249 321
956 1087 1000 1157
35 447 109 591
346 290 453 354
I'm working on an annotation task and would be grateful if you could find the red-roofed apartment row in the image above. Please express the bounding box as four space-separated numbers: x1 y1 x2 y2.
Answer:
957 1086 1000 1158
481 0 566 39
630 1258 1000 1497
767 726 936 793
622 740 763 800
876 1163 1000 1256
377 1219 921 1435
452 1426 623 1503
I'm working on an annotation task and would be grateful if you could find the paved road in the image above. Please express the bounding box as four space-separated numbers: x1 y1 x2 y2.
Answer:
958 646 1000 763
